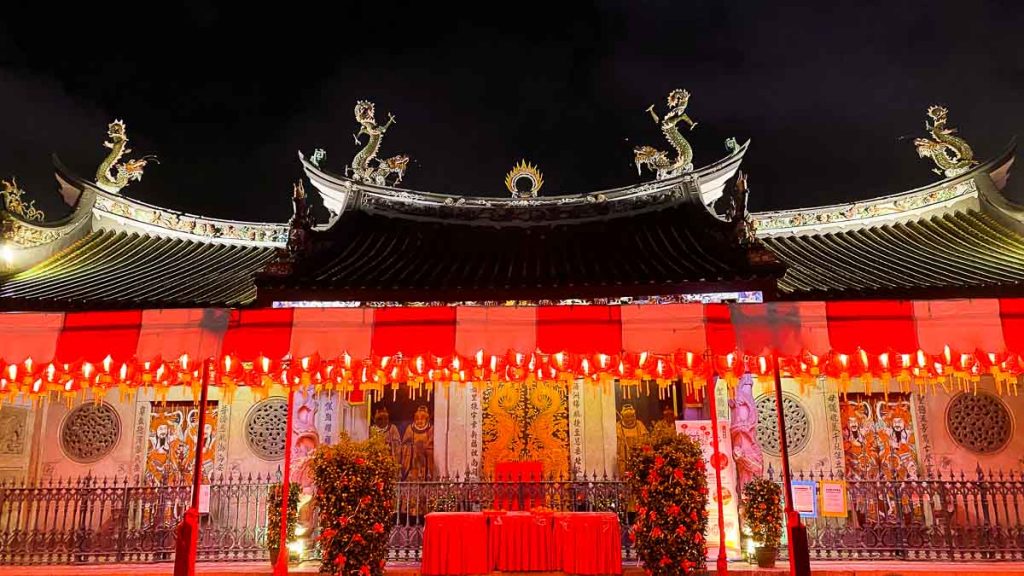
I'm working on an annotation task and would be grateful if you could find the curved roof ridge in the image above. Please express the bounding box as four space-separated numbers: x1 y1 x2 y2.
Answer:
753 140 1016 237
52 156 288 248
300 140 749 224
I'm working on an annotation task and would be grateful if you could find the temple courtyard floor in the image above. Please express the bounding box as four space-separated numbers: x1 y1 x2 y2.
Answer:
5 561 1024 576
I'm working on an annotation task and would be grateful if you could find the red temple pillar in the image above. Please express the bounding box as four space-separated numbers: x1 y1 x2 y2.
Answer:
273 377 297 576
173 359 212 576
773 355 811 576
707 375 729 576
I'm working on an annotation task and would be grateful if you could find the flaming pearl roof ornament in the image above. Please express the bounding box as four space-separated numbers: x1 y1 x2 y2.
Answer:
505 160 544 198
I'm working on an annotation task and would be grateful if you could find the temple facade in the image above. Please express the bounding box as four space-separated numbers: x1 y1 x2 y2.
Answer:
1 104 1022 563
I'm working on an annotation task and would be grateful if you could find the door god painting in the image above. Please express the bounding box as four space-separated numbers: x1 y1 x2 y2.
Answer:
840 394 920 481
145 402 219 485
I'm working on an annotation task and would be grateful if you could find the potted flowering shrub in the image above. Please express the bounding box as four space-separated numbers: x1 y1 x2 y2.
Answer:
266 482 300 566
307 433 398 576
625 425 709 575
742 477 783 568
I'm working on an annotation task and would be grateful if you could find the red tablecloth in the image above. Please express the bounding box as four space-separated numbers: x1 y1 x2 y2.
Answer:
421 512 490 575
422 511 622 575
489 511 556 571
553 512 623 575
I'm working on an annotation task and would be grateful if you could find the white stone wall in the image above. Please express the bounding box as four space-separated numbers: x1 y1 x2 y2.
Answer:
37 390 136 481
756 377 844 478
922 375 1024 475
0 399 39 482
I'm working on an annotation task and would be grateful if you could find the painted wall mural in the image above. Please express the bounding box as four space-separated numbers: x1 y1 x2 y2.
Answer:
840 394 920 480
613 382 679 477
145 401 220 484
369 394 437 481
481 381 570 480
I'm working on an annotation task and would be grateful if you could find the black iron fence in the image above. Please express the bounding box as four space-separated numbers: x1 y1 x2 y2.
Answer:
2 467 1022 564
0 473 275 564
0 472 632 565
773 467 1024 561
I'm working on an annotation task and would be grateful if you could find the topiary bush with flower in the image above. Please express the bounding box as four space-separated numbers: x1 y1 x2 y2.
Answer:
742 477 782 549
266 481 300 564
307 433 398 576
626 425 709 575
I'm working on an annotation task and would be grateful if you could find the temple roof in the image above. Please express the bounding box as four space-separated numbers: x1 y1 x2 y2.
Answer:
0 159 286 310
2 138 1022 309
753 142 1021 299
257 181 781 303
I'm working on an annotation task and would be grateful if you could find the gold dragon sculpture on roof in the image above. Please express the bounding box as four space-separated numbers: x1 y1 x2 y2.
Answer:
350 100 410 186
914 105 977 179
634 88 698 180
95 120 156 193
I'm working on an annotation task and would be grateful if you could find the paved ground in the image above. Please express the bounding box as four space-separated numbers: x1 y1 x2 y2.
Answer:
4 561 1024 576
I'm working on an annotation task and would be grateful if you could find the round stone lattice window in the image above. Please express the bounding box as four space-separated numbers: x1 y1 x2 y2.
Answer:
245 398 288 460
60 402 120 463
755 394 811 456
946 392 1012 454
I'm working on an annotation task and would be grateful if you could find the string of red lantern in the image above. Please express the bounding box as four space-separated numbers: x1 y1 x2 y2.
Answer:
1 346 1020 403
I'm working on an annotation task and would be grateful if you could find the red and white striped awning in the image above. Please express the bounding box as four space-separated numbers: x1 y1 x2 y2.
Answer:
2 298 1023 400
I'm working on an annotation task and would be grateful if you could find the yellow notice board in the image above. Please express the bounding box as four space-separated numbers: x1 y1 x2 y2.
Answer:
820 479 848 518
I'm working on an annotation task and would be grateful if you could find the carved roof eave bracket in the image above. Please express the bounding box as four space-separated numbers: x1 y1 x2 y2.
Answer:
1 213 70 248
753 140 1016 237
298 140 748 226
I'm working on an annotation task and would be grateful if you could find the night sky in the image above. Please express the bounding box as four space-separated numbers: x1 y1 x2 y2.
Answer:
1 2 1021 223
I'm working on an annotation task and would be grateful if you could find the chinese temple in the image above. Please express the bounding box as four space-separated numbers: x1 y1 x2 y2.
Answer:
1 96 1023 569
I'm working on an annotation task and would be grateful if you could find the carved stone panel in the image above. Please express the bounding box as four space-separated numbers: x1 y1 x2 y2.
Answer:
60 402 120 463
755 393 811 456
245 398 288 460
0 407 28 455
946 392 1012 454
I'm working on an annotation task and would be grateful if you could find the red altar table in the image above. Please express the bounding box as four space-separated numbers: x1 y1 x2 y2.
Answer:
553 512 623 575
421 512 490 576
489 511 556 571
421 511 622 575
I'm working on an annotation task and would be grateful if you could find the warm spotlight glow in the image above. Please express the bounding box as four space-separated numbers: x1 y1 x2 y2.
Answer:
0 244 13 266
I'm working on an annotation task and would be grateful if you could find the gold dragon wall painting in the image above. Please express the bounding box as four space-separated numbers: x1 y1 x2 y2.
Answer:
481 381 570 480
145 402 219 485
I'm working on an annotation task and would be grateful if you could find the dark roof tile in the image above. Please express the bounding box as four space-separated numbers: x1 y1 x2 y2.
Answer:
260 200 782 302
766 210 1024 298
0 230 275 310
